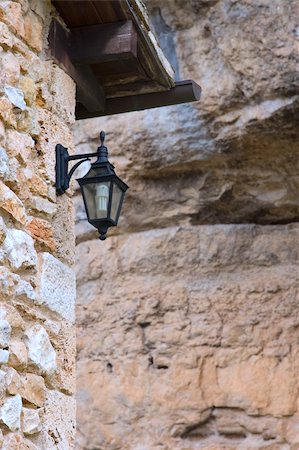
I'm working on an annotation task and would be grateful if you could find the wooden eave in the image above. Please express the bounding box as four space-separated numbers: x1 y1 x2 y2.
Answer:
50 0 201 120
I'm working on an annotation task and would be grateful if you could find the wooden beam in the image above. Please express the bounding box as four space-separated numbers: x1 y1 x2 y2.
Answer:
70 21 138 65
47 19 105 112
76 80 201 119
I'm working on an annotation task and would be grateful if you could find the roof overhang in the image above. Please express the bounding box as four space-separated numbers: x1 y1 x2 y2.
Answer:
49 0 201 120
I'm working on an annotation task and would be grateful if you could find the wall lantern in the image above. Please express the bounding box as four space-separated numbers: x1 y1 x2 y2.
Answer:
55 131 129 240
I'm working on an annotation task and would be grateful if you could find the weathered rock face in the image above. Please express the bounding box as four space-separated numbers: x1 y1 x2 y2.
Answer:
0 0 76 447
75 0 299 449
76 224 299 449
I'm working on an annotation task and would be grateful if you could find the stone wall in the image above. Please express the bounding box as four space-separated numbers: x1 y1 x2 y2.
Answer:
0 1 76 448
74 0 299 449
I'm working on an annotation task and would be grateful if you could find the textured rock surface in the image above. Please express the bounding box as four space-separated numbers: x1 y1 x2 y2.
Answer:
76 225 299 449
75 0 299 449
25 324 57 375
0 0 76 447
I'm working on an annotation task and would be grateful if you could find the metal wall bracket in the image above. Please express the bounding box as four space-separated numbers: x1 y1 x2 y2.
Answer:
55 144 98 195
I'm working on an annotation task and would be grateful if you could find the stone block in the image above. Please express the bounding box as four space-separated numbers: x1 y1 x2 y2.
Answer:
16 108 40 135
0 394 22 431
0 181 27 224
48 64 76 124
53 194 76 265
3 229 37 270
0 120 5 144
0 369 6 396
4 367 22 395
2 433 38 449
30 196 57 216
25 324 56 374
24 10 43 52
44 321 76 395
4 86 26 110
8 341 28 371
0 349 9 364
21 407 42 434
20 373 45 407
25 172 51 199
26 218 56 252
5 158 21 192
38 252 76 322
19 76 36 106
15 279 36 301
0 319 11 348
0 216 6 244
0 304 25 330
0 146 9 180
0 22 13 48
0 97 16 127
0 2 25 37
0 52 20 86
6 129 34 164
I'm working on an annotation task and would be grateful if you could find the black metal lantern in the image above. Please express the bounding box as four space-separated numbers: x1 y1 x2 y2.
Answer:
55 131 129 240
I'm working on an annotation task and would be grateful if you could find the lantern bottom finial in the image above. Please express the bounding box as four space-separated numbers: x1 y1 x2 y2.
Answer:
98 227 108 240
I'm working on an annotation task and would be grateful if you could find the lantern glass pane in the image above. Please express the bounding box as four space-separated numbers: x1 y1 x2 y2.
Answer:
111 183 124 222
87 167 109 177
83 181 111 220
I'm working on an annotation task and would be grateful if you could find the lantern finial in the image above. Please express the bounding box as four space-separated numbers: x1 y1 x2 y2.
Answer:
100 131 105 146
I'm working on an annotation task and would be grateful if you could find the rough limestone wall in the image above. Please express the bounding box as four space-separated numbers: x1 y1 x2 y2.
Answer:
75 1 299 449
0 1 76 448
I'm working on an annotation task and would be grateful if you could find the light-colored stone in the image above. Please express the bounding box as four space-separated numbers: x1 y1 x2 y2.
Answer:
0 181 27 224
4 86 26 110
38 252 76 322
4 367 22 395
2 433 38 450
0 394 22 431
30 196 57 216
0 319 11 348
20 373 45 407
0 146 9 179
0 349 9 364
0 216 6 244
0 52 20 86
0 369 6 399
5 129 34 164
3 229 37 270
0 21 13 49
21 407 41 435
8 341 28 371
0 121 5 144
15 279 36 301
0 305 25 331
25 324 56 374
